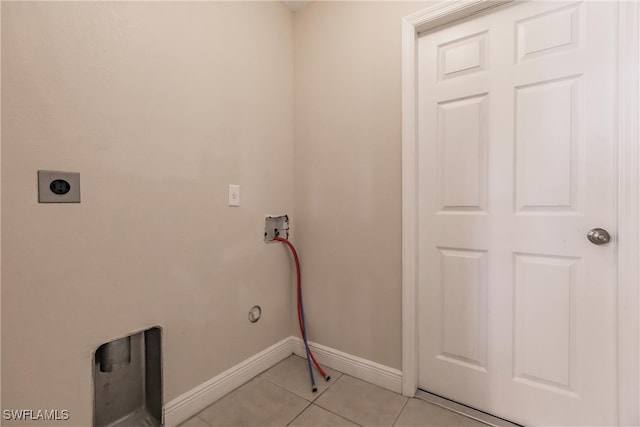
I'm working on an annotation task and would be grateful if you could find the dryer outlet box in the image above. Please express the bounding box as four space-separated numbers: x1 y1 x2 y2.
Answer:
38 170 81 203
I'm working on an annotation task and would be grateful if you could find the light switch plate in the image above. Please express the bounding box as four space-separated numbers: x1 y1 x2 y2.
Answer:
38 170 81 203
228 184 240 207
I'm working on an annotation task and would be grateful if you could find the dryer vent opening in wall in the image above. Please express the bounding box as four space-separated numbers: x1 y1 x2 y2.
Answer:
94 327 162 427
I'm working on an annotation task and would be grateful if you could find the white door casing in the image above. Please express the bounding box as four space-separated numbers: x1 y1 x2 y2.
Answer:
401 1 640 426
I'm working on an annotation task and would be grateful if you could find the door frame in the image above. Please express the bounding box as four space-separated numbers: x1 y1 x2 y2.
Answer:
400 1 640 425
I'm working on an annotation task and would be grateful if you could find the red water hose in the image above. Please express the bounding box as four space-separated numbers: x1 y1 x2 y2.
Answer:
273 237 329 381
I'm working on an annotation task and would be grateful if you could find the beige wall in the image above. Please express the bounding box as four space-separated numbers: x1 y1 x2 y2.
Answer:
1 0 444 422
293 1 431 370
1 2 293 425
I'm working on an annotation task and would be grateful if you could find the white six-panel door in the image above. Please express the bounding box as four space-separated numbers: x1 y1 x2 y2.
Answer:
417 2 618 425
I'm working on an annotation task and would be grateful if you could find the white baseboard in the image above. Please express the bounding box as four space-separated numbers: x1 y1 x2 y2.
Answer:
163 337 293 427
290 337 403 394
163 336 403 426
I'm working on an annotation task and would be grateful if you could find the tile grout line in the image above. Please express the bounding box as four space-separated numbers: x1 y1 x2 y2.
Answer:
259 372 335 403
312 376 366 427
390 396 411 427
314 374 409 427
287 354 344 399
285 400 314 427
271 365 357 425
198 376 309 427
308 403 365 427
312 373 345 403
260 358 344 403
195 414 213 427
262 378 314 401
313 370 343 399
312 375 352 420
181 356 406 427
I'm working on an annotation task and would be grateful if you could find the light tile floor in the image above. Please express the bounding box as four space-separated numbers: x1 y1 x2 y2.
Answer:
179 355 489 427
